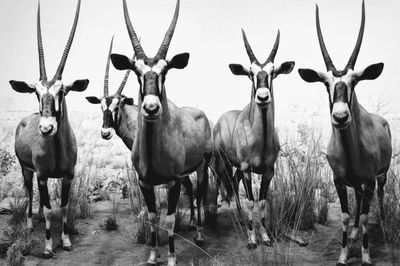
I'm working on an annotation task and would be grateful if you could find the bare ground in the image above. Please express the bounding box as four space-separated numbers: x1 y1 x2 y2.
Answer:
0 200 398 266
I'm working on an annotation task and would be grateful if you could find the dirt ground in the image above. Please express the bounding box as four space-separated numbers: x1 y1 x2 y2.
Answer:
0 200 398 266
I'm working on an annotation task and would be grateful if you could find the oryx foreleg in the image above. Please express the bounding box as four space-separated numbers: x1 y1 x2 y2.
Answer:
360 180 375 266
22 168 34 231
334 177 350 266
259 167 273 247
349 185 362 241
242 171 257 249
60 176 73 251
377 173 387 221
139 182 158 265
38 177 53 259
166 179 181 266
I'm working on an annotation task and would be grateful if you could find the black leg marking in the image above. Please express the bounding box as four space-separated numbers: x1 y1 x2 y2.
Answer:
261 217 266 228
362 233 368 249
38 181 51 209
334 178 349 214
342 232 347 248
167 180 181 216
354 185 362 228
377 175 386 220
168 236 174 253
61 178 72 208
151 231 157 248
248 220 253 231
46 229 51 240
361 181 375 215
259 168 273 201
139 184 156 214
182 176 195 219
22 169 34 218
63 222 69 235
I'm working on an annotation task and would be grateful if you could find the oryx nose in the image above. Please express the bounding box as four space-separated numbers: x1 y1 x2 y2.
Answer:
333 113 349 123
39 125 53 135
144 104 160 116
257 94 269 102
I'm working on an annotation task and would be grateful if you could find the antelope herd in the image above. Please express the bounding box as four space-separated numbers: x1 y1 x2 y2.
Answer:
8 0 392 265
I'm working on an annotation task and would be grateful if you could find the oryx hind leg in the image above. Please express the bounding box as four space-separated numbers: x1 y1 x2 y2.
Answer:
377 173 387 221
38 176 53 259
214 150 233 207
22 168 34 231
139 182 158 265
60 176 73 251
181 176 196 228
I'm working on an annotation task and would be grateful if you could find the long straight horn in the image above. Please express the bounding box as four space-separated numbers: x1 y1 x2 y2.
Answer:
123 0 146 59
266 30 280 63
316 4 336 71
155 0 180 59
37 1 47 81
103 36 114 97
53 0 81 80
116 70 131 95
345 0 365 70
241 29 258 64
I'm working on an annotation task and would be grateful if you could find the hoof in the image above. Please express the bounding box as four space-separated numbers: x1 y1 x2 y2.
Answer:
336 263 347 266
195 238 205 246
146 263 158 266
246 242 257 249
63 245 73 252
43 252 53 259
361 263 372 266
262 240 273 247
298 239 308 247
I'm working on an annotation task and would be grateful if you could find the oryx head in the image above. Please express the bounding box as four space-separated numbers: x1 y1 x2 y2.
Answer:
110 0 189 122
9 0 88 137
229 29 295 108
86 36 134 140
298 1 383 130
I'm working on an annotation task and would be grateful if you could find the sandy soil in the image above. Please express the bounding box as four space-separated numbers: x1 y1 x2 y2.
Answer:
0 200 398 266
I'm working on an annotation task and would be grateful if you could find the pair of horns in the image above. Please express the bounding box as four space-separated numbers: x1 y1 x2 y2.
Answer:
103 36 131 97
122 0 180 60
37 0 81 81
242 29 280 64
316 0 365 71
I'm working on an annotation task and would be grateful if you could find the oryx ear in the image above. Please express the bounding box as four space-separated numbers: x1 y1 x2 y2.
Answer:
356 63 384 81
122 97 134 105
168 53 190 70
111 54 135 70
273 61 295 78
298 68 326 83
229 64 250 76
85 96 101 104
9 80 36 93
64 79 89 95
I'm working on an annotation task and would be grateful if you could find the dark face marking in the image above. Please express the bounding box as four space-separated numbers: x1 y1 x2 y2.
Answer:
143 72 161 97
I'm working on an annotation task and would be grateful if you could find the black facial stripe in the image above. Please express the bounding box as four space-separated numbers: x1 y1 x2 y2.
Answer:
143 72 160 96
103 109 114 128
333 81 348 103
41 93 56 117
256 71 269 89
105 97 112 107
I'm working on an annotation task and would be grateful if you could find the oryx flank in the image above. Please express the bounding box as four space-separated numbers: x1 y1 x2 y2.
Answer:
213 29 295 249
85 36 197 227
110 0 213 265
298 1 391 265
9 0 88 258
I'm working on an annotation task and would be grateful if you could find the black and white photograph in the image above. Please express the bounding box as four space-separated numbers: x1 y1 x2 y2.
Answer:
0 0 399 265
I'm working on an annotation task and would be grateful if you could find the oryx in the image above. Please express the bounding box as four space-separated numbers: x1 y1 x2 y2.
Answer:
85 36 197 227
213 29 295 249
298 1 391 265
110 0 213 265
9 0 88 258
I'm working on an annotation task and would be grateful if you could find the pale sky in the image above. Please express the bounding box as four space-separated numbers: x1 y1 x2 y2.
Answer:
1 0 400 122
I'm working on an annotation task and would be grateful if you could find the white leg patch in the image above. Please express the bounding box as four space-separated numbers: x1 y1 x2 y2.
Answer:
27 217 33 230
362 247 371 264
338 246 348 264
349 226 359 241
168 251 177 266
147 248 157 265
